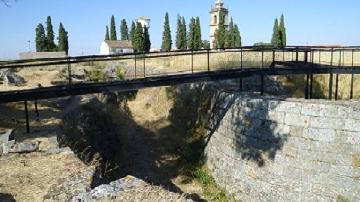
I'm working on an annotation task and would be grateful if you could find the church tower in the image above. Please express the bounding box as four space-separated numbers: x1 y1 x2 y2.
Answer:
210 0 229 48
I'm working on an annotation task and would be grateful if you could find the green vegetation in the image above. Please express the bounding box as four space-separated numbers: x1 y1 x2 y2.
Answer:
129 21 136 42
271 18 281 48
161 12 172 52
105 26 110 40
133 22 144 53
46 16 56 51
213 12 226 49
336 196 352 202
225 18 241 48
202 40 210 49
279 14 287 48
188 164 235 202
271 14 287 48
58 23 69 55
86 64 106 82
120 19 129 40
110 15 117 40
35 16 69 54
143 26 151 52
35 23 47 52
116 68 125 80
176 15 187 50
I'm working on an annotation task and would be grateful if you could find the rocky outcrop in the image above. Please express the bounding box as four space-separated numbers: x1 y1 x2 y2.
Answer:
0 69 25 86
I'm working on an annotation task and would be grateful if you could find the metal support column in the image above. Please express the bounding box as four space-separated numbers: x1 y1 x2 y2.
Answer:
24 101 30 134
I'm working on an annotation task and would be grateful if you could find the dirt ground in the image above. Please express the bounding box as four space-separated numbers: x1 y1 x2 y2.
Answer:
0 88 206 201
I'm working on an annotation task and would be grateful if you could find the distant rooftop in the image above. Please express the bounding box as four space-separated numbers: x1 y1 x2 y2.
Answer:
104 40 133 49
137 16 150 20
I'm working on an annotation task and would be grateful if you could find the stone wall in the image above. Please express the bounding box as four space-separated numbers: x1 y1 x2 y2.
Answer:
19 52 66 60
204 94 360 201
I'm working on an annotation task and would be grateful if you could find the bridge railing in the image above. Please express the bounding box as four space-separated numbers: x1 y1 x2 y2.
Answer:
0 46 360 93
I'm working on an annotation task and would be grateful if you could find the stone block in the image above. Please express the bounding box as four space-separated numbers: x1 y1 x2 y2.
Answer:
284 113 310 127
352 154 360 168
310 117 343 130
303 128 336 142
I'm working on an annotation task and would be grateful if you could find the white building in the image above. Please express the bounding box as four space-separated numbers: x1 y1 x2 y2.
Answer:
100 40 133 55
210 0 229 49
136 16 151 28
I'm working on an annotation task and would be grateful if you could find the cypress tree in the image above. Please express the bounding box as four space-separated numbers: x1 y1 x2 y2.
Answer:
105 26 110 40
58 23 69 55
234 24 242 48
214 12 226 49
176 15 183 50
194 17 202 50
161 12 172 52
202 40 210 49
271 18 281 48
143 26 151 52
133 22 144 53
130 21 136 43
225 18 234 48
35 23 47 52
110 15 117 40
120 19 129 40
187 17 196 50
279 14 287 48
181 17 187 50
46 16 56 51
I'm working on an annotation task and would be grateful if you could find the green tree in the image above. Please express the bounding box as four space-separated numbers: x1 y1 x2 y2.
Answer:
143 26 151 52
271 18 281 48
176 15 184 50
202 40 210 49
35 23 47 52
279 14 287 48
105 26 110 40
130 21 136 42
194 17 202 50
110 15 117 40
120 19 129 40
161 12 172 52
225 18 234 48
133 22 144 53
46 16 56 51
58 23 69 55
187 17 196 50
214 12 226 49
234 24 242 48
181 17 187 50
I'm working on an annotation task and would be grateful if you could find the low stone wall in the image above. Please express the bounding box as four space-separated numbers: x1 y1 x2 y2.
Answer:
204 94 360 201
19 52 66 60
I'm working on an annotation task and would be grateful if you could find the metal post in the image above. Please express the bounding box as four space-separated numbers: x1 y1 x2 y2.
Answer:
350 49 354 99
240 47 243 69
191 50 194 73
24 101 30 133
134 54 137 78
67 59 72 86
261 47 264 95
329 73 333 100
34 100 39 121
207 49 210 72
143 53 146 78
335 50 341 100
310 74 314 99
296 47 299 62
272 49 275 67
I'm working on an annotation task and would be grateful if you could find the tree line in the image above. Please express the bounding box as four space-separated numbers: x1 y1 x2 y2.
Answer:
35 16 69 54
105 15 151 53
161 12 242 52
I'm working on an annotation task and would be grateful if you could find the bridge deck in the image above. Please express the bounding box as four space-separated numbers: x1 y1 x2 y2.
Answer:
0 61 359 103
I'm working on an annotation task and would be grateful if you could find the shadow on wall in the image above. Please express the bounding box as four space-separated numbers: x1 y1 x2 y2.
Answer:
231 97 288 167
164 81 288 168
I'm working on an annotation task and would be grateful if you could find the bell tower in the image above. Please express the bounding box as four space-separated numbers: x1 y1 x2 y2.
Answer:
210 0 229 48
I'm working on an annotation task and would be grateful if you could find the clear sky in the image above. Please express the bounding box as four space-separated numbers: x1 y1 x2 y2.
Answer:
0 0 359 59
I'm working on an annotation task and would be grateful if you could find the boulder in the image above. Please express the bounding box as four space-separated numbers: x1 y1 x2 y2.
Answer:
9 141 39 153
0 69 25 86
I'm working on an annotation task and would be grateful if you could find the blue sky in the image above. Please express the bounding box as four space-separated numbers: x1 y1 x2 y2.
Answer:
0 0 359 59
